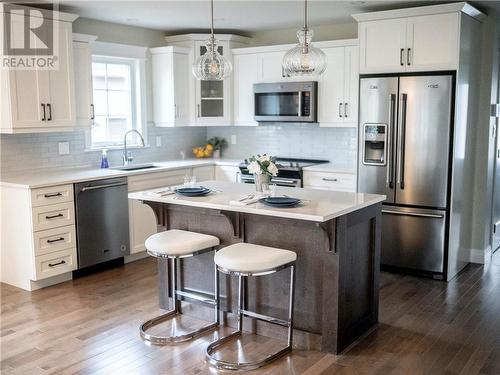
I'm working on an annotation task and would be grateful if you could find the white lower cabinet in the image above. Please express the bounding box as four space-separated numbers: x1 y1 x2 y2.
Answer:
215 165 241 183
128 169 190 254
303 170 356 192
0 183 78 291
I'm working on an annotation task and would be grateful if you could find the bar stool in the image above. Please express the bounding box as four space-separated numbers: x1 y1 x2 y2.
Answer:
205 242 297 371
140 229 220 344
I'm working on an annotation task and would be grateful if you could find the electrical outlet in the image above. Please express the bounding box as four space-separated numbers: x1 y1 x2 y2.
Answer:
58 142 70 155
231 135 237 145
156 136 162 147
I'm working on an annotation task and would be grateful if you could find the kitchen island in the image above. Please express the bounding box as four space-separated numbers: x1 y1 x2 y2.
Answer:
129 181 385 354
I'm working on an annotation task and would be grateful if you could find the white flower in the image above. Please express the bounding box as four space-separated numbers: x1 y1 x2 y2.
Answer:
267 162 278 176
248 161 262 175
258 154 270 163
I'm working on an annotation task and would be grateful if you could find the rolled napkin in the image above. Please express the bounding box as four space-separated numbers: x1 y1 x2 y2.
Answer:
147 188 175 197
229 196 262 206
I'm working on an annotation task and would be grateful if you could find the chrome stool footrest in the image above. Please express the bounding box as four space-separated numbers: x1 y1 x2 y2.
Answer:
140 310 218 344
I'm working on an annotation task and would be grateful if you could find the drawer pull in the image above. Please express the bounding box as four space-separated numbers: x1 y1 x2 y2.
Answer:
322 178 338 182
45 213 64 220
48 260 66 267
44 192 63 198
47 237 65 244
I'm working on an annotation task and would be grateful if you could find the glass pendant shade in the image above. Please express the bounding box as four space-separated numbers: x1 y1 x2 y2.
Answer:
192 37 232 80
283 0 327 77
192 0 232 80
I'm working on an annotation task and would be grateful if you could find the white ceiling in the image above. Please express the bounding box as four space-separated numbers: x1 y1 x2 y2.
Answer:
54 0 500 33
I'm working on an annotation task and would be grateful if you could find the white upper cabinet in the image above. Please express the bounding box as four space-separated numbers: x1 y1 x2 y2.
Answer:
233 40 359 128
354 3 484 74
73 34 97 127
405 13 459 72
151 46 191 127
233 53 260 126
358 18 407 74
0 5 78 133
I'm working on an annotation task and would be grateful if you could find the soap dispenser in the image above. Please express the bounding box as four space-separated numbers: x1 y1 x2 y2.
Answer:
100 149 109 169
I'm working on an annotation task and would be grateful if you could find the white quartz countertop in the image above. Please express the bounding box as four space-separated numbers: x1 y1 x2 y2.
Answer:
128 181 385 222
302 163 356 174
0 159 241 189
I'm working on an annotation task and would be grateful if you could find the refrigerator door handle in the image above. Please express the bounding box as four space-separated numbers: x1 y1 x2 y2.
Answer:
386 94 396 188
398 93 408 189
381 209 444 219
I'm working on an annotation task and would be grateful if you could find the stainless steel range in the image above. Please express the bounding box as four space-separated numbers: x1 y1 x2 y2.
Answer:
239 157 328 188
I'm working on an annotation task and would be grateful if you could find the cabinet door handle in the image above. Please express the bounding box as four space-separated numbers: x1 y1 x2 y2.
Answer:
41 104 46 121
48 260 66 267
90 104 95 120
47 237 65 244
45 213 63 220
400 48 405 66
322 177 338 182
339 103 343 118
47 103 52 121
407 48 412 66
344 102 348 118
44 192 62 198
197 104 201 117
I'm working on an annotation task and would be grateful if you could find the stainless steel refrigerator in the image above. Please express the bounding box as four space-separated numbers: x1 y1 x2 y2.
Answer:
358 74 454 279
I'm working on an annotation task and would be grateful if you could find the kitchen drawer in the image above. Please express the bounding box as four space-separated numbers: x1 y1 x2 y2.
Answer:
32 202 75 231
33 225 76 256
31 184 74 207
192 166 215 182
128 169 189 192
34 248 77 280
303 171 356 192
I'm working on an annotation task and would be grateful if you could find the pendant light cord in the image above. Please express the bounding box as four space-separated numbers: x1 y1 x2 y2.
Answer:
304 0 308 29
211 0 214 36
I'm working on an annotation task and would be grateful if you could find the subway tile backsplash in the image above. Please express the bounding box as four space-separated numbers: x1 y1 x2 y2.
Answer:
207 124 358 170
0 124 207 174
0 123 357 175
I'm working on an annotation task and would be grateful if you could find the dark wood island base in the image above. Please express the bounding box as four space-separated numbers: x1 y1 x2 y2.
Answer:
142 200 382 355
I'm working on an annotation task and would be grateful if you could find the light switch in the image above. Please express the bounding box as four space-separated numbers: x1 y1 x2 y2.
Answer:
58 142 70 155
156 136 162 147
231 135 237 145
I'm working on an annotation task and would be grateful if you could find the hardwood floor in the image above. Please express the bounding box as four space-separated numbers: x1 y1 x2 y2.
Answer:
1 252 499 374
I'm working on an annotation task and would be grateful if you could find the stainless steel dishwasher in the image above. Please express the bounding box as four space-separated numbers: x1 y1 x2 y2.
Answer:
74 177 130 269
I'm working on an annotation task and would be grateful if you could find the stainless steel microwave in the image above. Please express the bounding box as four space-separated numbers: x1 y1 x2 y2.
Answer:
253 81 318 123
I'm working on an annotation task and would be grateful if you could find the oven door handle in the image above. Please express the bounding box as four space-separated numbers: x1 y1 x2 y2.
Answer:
298 91 302 117
270 178 297 184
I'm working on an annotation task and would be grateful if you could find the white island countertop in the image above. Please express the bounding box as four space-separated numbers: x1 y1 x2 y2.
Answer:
128 181 385 222
0 159 241 189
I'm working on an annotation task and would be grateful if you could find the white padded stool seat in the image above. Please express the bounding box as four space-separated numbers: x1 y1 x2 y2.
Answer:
215 243 297 273
145 229 220 257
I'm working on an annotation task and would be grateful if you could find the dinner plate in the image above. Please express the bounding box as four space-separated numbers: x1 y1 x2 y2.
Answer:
259 197 301 208
174 186 211 197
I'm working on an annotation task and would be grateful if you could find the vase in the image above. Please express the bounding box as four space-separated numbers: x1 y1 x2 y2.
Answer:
254 173 270 193
213 149 221 159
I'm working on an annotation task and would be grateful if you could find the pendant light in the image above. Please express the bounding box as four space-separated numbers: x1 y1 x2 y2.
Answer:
192 0 232 80
282 0 327 76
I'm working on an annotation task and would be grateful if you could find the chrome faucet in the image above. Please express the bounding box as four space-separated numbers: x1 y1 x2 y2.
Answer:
123 129 146 166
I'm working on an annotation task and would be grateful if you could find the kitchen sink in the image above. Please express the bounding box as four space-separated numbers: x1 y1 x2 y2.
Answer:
110 163 160 171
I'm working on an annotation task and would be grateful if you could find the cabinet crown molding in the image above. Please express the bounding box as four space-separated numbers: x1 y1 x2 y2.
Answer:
72 33 98 43
233 39 358 55
0 3 78 23
352 2 485 23
150 46 192 55
164 33 252 44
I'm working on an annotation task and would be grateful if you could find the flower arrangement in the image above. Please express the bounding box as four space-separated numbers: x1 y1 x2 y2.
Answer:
247 154 278 177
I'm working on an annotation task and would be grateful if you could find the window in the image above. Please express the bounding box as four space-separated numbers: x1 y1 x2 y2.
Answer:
90 56 143 148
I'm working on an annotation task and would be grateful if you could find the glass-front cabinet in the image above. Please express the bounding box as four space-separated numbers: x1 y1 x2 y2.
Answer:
194 40 231 125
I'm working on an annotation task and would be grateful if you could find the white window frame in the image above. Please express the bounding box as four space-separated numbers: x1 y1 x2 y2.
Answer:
85 41 148 151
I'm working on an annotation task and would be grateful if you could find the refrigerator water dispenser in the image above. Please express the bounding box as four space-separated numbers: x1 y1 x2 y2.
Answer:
363 124 387 165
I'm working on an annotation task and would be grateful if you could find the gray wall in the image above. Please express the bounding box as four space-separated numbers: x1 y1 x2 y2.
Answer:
470 11 500 257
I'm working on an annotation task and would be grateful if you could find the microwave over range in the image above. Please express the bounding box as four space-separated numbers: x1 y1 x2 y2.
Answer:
253 81 318 123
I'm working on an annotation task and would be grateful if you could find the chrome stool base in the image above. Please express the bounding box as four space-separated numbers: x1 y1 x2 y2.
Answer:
140 248 220 345
205 263 296 371
140 310 218 344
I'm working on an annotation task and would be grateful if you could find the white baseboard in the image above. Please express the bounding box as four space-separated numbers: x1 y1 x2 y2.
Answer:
470 245 492 264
